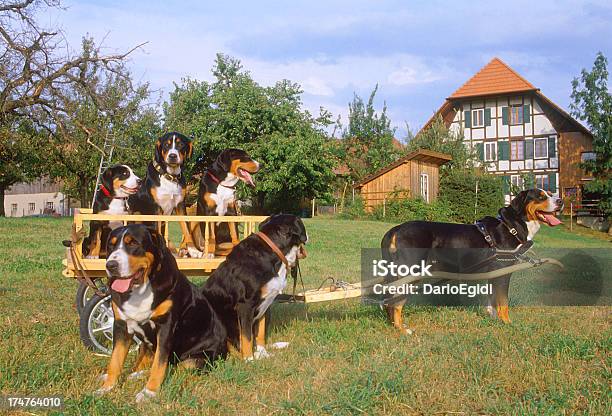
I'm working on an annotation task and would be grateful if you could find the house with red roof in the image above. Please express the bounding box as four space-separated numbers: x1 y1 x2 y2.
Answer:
420 57 594 206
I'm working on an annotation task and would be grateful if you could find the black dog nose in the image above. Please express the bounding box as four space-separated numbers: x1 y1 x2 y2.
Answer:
168 153 178 160
106 260 119 273
136 178 142 185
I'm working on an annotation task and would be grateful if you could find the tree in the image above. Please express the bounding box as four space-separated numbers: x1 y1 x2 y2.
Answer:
164 54 336 213
406 115 477 171
0 0 143 215
570 52 612 215
40 43 160 207
337 85 401 181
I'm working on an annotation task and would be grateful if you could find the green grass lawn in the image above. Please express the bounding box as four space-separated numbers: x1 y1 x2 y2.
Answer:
0 217 610 415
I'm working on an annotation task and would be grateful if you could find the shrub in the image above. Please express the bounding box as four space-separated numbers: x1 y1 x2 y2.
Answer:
338 195 366 219
371 195 454 223
439 169 504 223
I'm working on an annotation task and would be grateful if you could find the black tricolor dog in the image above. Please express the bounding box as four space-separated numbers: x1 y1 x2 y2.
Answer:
95 224 227 402
128 132 202 258
82 165 140 259
203 214 307 360
195 148 260 256
380 189 563 333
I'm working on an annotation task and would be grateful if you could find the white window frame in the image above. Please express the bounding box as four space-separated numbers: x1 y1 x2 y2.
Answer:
484 142 497 162
28 202 35 213
420 173 429 202
46 201 54 211
534 137 548 159
10 203 17 215
511 175 524 192
535 174 550 191
472 109 484 127
510 105 523 125
581 151 596 162
510 140 524 161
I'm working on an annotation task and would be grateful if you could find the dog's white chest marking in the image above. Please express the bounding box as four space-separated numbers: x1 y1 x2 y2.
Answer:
255 246 299 320
117 283 154 336
102 199 128 230
155 176 183 215
210 185 235 216
526 220 541 241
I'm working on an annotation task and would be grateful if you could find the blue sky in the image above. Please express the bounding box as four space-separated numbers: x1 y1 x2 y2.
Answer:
44 0 611 138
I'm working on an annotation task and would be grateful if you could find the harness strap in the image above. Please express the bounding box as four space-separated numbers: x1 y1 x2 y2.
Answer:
68 224 106 297
474 221 496 248
256 231 289 269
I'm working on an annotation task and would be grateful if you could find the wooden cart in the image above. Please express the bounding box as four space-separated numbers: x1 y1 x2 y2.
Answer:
64 209 268 355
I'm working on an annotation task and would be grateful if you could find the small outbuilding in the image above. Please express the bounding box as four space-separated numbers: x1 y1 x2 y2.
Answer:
354 149 452 211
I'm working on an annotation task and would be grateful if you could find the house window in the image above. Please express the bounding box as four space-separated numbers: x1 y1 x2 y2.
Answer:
581 152 596 162
534 138 548 159
510 105 523 125
28 202 35 213
472 109 484 127
11 203 17 216
484 142 497 161
535 175 550 191
511 175 524 192
510 140 524 160
420 173 429 202
46 201 54 211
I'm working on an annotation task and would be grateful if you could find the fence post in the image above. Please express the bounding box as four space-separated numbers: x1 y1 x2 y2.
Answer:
311 198 316 218
383 197 386 218
570 202 573 232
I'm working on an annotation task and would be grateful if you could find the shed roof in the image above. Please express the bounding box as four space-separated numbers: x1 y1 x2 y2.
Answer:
354 149 452 188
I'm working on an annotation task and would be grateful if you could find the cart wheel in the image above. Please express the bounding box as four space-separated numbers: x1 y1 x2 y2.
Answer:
75 281 108 316
79 292 141 356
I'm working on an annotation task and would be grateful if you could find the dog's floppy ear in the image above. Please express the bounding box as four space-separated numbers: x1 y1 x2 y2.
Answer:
510 190 528 214
155 136 163 162
216 150 232 172
100 167 114 194
186 139 194 160
292 216 307 244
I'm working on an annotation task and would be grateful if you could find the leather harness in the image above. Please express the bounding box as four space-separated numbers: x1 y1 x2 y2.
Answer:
152 160 182 183
256 231 289 269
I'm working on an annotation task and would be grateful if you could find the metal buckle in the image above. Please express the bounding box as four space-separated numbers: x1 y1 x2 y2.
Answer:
509 228 518 235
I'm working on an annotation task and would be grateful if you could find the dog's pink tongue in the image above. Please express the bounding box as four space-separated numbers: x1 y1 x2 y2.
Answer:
111 278 132 293
543 213 562 226
240 170 254 187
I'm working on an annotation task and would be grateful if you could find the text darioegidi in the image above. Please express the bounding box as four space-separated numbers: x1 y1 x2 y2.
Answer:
372 260 433 277
372 283 493 298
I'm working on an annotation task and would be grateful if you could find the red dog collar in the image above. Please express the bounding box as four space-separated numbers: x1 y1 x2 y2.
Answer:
99 184 112 197
207 170 236 189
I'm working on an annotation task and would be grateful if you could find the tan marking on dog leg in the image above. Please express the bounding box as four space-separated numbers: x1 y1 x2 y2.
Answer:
239 319 253 360
389 233 397 253
100 307 131 390
90 228 102 258
496 305 511 323
229 221 239 246
255 316 266 348
207 223 216 257
131 343 154 373
144 337 169 393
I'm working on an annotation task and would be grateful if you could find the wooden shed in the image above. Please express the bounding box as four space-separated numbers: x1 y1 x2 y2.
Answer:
354 149 452 211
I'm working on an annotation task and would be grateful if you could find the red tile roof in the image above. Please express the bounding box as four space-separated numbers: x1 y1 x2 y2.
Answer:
450 57 537 99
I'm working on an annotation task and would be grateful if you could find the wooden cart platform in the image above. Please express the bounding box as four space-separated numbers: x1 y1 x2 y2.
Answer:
62 209 268 278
